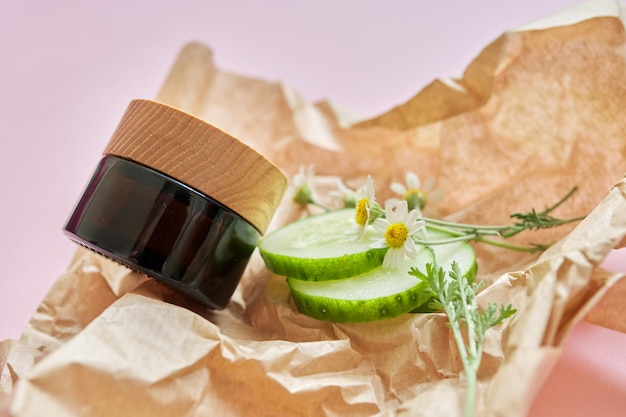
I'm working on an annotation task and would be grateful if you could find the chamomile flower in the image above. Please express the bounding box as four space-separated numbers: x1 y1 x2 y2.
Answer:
291 164 316 205
371 200 425 269
348 176 376 241
328 178 357 208
385 172 443 213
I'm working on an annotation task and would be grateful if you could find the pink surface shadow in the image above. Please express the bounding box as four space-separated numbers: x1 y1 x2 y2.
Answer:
529 321 626 417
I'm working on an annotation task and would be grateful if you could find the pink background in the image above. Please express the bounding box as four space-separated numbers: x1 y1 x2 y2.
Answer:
1 0 625 415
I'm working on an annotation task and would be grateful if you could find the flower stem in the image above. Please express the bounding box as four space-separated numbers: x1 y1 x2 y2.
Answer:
464 370 477 417
310 201 332 212
416 224 550 253
414 233 478 246
420 217 512 232
473 237 546 253
442 298 476 417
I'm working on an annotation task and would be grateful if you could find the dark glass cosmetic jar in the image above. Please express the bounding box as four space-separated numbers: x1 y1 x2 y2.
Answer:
64 99 288 309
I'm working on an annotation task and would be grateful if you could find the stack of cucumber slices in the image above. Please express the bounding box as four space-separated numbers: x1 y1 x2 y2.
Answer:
259 209 476 323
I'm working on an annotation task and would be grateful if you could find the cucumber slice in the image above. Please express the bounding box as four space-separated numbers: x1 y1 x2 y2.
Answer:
286 246 434 323
422 228 477 280
409 227 477 313
259 209 386 281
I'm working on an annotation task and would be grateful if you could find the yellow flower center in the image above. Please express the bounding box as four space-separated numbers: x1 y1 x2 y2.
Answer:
403 189 427 210
292 185 313 205
355 198 369 226
385 223 408 248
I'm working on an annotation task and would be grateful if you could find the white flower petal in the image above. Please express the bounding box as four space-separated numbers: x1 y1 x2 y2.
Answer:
371 238 389 249
408 220 426 235
355 185 366 200
329 178 354 199
292 164 315 188
372 218 389 232
404 239 417 258
405 208 420 227
346 224 363 241
390 182 407 195
423 177 436 192
384 248 404 269
382 252 392 269
384 197 401 209
406 172 421 189
382 248 397 269
416 226 430 240
366 176 376 201
396 200 408 221
292 167 305 187
385 204 398 224
349 233 362 242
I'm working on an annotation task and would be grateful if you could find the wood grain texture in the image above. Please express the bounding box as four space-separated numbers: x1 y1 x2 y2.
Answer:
104 99 287 234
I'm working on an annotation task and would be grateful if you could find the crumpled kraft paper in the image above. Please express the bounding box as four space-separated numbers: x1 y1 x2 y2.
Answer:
3 0 626 416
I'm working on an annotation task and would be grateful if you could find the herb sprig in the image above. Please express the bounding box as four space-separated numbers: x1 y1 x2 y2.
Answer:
413 187 584 253
410 262 517 417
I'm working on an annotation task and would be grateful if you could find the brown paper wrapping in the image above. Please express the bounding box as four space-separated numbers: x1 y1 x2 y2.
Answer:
3 0 626 415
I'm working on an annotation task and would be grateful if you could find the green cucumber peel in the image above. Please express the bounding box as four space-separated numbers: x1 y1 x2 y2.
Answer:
287 246 434 323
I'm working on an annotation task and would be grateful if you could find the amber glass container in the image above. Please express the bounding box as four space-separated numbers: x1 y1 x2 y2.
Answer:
64 99 287 309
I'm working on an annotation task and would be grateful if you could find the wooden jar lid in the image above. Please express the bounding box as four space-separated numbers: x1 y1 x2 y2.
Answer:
103 99 287 234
